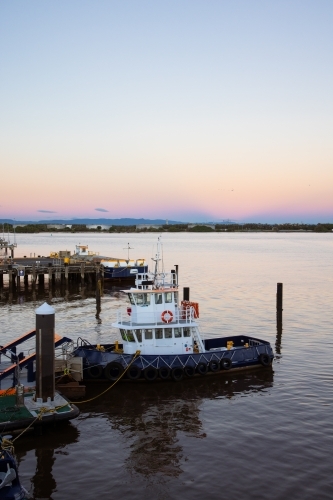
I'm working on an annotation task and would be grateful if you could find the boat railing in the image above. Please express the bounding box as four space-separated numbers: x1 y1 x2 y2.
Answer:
135 271 177 290
115 305 196 326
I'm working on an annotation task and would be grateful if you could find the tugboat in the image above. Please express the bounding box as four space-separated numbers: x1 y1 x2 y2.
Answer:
0 438 28 500
73 239 274 382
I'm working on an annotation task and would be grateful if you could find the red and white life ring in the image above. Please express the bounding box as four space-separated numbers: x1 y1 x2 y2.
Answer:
161 310 173 324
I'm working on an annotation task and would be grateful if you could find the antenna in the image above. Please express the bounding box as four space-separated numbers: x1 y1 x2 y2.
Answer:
123 242 133 260
151 236 162 278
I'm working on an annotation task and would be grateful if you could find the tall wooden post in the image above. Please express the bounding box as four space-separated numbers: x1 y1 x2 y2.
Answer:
276 283 283 324
35 303 55 402
96 270 102 321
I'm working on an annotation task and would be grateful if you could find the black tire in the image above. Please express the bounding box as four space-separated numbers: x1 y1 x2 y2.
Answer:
104 362 124 381
259 353 271 366
196 362 208 375
127 365 142 380
220 358 232 370
144 366 158 381
171 367 184 382
209 359 220 372
184 366 195 377
158 367 171 380
87 365 103 379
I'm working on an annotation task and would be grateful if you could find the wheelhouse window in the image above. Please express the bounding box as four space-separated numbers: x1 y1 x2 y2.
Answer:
128 294 135 305
155 329 163 339
174 292 178 305
165 328 172 338
164 292 172 303
135 330 142 342
120 329 135 342
183 327 191 337
174 328 182 338
144 329 153 340
135 293 151 306
155 293 163 304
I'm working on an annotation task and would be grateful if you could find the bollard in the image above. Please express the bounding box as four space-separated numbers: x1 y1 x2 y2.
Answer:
35 302 55 402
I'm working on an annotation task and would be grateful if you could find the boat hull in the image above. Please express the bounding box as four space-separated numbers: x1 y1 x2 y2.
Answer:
73 335 274 382
103 265 148 281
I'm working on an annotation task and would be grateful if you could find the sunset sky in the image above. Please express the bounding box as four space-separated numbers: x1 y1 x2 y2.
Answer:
1 1 332 223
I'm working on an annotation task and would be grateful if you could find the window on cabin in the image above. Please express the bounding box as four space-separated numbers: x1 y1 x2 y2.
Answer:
155 329 163 339
128 294 135 305
174 292 178 305
135 293 151 306
174 328 182 338
135 330 142 342
144 329 153 340
155 293 163 304
183 327 191 337
120 329 128 341
164 292 172 303
126 331 135 342
165 328 172 338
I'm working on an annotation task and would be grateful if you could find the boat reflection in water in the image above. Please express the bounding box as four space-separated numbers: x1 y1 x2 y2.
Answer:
80 367 274 478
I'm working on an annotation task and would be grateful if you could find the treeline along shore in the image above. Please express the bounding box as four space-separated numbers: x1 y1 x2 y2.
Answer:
3 222 333 233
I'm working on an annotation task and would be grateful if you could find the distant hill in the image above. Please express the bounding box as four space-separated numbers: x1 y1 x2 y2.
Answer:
0 218 182 226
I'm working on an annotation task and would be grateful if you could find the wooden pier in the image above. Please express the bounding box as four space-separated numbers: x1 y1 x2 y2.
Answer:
0 258 104 289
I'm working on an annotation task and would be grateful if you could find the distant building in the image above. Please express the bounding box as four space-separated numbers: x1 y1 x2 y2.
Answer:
47 224 72 229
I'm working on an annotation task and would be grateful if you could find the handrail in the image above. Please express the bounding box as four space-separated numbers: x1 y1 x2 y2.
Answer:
114 306 196 326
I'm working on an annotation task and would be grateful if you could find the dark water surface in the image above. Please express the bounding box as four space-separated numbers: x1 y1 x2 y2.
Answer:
1 233 332 499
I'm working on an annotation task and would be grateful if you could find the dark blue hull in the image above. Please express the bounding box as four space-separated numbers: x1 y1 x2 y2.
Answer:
103 265 148 280
73 335 274 382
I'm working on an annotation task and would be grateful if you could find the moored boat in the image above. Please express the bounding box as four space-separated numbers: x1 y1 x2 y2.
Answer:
72 239 274 382
0 440 28 500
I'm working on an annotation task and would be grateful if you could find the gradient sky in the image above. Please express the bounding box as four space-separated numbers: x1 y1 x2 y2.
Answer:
1 1 332 223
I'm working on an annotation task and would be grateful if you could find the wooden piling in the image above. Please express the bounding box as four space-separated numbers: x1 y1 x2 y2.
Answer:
32 264 36 285
8 267 13 288
95 270 102 320
276 282 283 325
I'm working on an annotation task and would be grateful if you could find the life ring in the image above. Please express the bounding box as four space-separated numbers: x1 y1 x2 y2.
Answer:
127 365 142 380
259 353 271 367
104 362 124 381
158 367 171 380
184 366 195 377
143 366 158 381
220 358 232 370
209 359 220 372
196 362 208 375
87 365 103 379
171 367 184 382
161 310 173 323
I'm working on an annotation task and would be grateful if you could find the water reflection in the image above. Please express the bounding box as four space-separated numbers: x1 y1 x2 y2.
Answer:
79 368 274 478
15 423 79 500
0 281 126 306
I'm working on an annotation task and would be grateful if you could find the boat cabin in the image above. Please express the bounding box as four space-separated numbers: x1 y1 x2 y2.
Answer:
112 272 204 356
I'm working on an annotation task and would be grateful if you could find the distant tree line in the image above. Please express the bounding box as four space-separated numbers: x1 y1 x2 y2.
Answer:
3 222 333 233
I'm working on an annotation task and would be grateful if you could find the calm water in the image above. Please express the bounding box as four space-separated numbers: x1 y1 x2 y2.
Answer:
1 233 332 500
